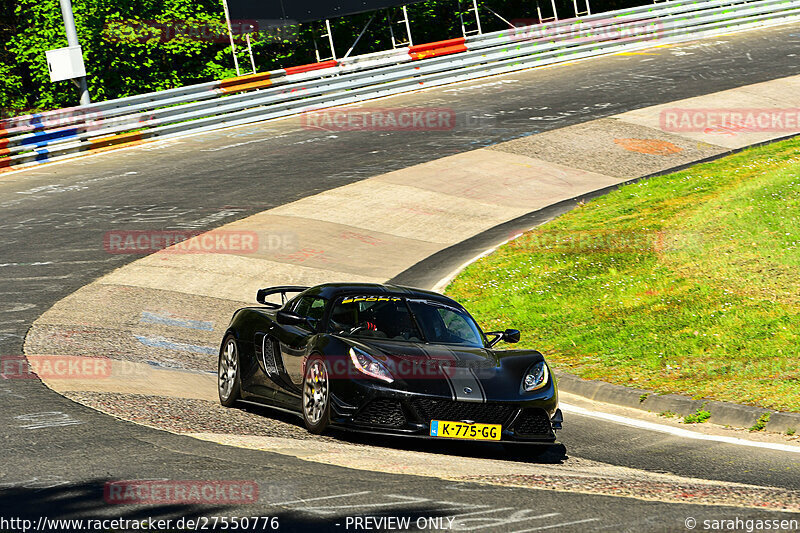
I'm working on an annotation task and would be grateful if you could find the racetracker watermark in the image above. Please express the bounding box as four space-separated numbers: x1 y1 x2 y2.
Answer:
104 481 259 505
660 108 800 135
0 108 148 132
509 229 704 254
301 108 456 131
0 516 280 532
104 230 260 255
321 353 496 381
102 19 296 44
1 355 111 380
510 17 664 43
344 516 456 530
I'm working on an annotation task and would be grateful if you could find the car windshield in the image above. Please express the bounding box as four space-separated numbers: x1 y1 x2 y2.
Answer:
327 295 485 347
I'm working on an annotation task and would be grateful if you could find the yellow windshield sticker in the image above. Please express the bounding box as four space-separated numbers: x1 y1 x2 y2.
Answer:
341 296 402 304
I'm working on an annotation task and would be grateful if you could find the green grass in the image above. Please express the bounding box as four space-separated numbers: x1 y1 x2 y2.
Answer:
447 138 800 412
683 409 711 424
750 413 771 432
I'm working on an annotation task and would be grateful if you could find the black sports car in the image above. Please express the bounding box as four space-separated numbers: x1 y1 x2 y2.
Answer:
218 283 562 443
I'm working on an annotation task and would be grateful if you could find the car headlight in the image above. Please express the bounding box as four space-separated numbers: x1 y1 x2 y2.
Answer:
349 347 394 383
522 361 549 392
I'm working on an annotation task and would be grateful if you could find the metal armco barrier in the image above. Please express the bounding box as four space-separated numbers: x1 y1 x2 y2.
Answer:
2 0 800 171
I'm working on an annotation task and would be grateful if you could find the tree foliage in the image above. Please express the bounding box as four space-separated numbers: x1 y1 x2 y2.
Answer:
1 0 643 114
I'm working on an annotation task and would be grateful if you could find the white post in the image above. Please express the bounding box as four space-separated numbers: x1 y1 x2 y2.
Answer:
472 0 483 35
325 19 337 60
402 6 413 46
221 0 241 76
573 0 592 16
58 0 90 105
344 15 375 59
245 34 256 74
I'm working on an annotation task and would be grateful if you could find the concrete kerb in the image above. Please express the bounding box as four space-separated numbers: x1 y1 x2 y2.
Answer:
555 371 798 433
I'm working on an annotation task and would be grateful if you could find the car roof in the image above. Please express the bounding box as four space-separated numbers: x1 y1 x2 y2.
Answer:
301 283 464 307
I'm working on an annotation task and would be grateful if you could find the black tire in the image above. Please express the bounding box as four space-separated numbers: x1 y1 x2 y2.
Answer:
218 334 241 407
302 355 330 434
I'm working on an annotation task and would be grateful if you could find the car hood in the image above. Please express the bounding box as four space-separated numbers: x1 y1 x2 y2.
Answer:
348 338 498 368
336 337 552 402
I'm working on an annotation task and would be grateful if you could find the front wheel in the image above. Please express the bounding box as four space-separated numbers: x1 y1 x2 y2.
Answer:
218 335 241 407
302 355 330 434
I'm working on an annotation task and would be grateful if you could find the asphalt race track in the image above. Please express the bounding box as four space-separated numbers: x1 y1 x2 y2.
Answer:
2 24 800 531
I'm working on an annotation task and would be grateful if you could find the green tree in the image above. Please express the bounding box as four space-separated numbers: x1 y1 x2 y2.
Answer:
1 2 26 114
2 0 645 114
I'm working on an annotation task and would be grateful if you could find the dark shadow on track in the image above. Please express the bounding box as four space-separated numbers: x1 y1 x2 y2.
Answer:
333 432 568 465
0 480 464 532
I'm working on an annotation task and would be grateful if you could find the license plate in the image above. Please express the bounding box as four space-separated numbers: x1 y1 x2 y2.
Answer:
429 420 501 441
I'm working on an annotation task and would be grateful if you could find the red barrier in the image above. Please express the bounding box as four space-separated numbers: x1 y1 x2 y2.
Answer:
285 59 338 76
409 38 467 60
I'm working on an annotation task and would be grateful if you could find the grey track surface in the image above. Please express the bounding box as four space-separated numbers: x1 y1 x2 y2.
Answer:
3 25 800 530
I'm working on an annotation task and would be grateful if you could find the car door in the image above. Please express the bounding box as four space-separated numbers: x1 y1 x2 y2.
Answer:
277 295 327 392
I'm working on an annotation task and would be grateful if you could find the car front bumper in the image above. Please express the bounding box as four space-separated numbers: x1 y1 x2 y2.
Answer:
328 381 560 443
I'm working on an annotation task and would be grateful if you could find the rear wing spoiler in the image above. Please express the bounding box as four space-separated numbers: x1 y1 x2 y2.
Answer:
256 286 309 309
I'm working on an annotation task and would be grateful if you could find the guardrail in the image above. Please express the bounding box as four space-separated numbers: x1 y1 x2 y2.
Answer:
2 0 799 171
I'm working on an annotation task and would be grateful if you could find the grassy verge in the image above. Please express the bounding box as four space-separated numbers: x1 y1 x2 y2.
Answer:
446 138 800 412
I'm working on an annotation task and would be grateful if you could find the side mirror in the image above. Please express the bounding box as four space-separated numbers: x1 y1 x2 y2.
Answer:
276 310 305 326
503 329 521 344
486 328 521 347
